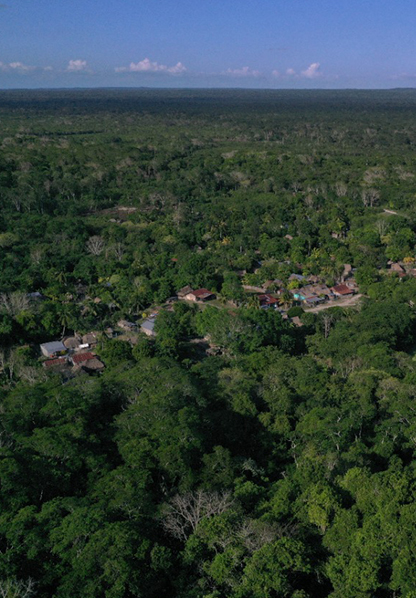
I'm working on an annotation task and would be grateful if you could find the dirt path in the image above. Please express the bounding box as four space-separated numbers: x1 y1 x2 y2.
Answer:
305 294 363 313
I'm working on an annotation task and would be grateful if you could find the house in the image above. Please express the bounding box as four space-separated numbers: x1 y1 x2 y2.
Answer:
43 357 68 369
141 318 156 337
291 284 333 305
185 288 216 302
289 273 304 282
27 291 45 301
309 284 334 299
331 284 355 297
291 316 303 328
40 341 67 358
82 332 99 346
291 289 307 302
117 319 137 331
258 294 280 308
82 358 105 372
390 263 405 274
70 352 96 366
305 296 325 306
177 285 194 299
63 336 81 350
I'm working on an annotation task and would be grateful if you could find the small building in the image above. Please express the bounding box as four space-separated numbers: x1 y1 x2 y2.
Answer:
291 316 303 328
40 341 67 358
258 294 280 308
390 263 405 274
27 291 45 301
177 285 194 299
305 295 325 306
82 358 105 372
70 352 96 366
63 336 81 350
141 319 156 337
117 319 137 332
185 288 216 302
82 332 99 346
331 284 355 297
43 356 68 369
291 289 307 302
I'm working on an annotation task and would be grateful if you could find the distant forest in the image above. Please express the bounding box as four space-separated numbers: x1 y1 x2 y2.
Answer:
1 89 416 598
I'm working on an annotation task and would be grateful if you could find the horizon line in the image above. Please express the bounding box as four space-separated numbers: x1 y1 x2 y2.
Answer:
0 85 416 92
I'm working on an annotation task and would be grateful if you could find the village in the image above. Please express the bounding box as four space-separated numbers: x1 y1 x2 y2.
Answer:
36 256 416 375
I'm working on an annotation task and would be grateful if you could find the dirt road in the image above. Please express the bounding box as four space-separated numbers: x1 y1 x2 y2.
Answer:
305 294 363 313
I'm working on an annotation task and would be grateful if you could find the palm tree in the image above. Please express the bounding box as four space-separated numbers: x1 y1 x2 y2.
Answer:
58 304 75 338
247 295 260 309
280 290 293 310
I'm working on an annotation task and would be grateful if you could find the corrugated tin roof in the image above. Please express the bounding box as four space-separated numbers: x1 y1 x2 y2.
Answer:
40 341 66 353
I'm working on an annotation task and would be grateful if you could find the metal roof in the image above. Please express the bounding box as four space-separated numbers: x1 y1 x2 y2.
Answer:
40 341 66 353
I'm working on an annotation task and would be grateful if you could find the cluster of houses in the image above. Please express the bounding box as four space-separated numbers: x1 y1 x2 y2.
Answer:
37 264 362 376
290 281 357 306
245 265 357 310
387 261 416 278
40 332 104 374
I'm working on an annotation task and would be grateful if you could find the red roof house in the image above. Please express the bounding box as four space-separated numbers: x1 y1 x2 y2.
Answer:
43 357 68 369
258 294 280 307
331 284 355 297
71 352 95 365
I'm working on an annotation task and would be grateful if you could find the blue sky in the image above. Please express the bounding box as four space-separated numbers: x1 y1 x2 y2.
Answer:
0 0 415 88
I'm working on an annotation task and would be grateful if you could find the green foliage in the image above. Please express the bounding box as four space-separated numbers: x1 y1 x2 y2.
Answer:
2 89 416 597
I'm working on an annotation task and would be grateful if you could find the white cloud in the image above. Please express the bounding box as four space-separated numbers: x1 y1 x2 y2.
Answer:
271 69 280 77
301 62 321 79
225 66 261 77
286 68 296 76
66 59 89 72
0 61 36 72
115 58 186 75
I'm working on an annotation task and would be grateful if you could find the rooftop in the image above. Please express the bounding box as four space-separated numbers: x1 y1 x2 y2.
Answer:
40 341 66 353
332 284 354 295
72 352 95 365
191 288 215 298
43 357 67 368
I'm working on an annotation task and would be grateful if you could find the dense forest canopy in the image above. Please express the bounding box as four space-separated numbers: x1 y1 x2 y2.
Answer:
1 88 416 597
